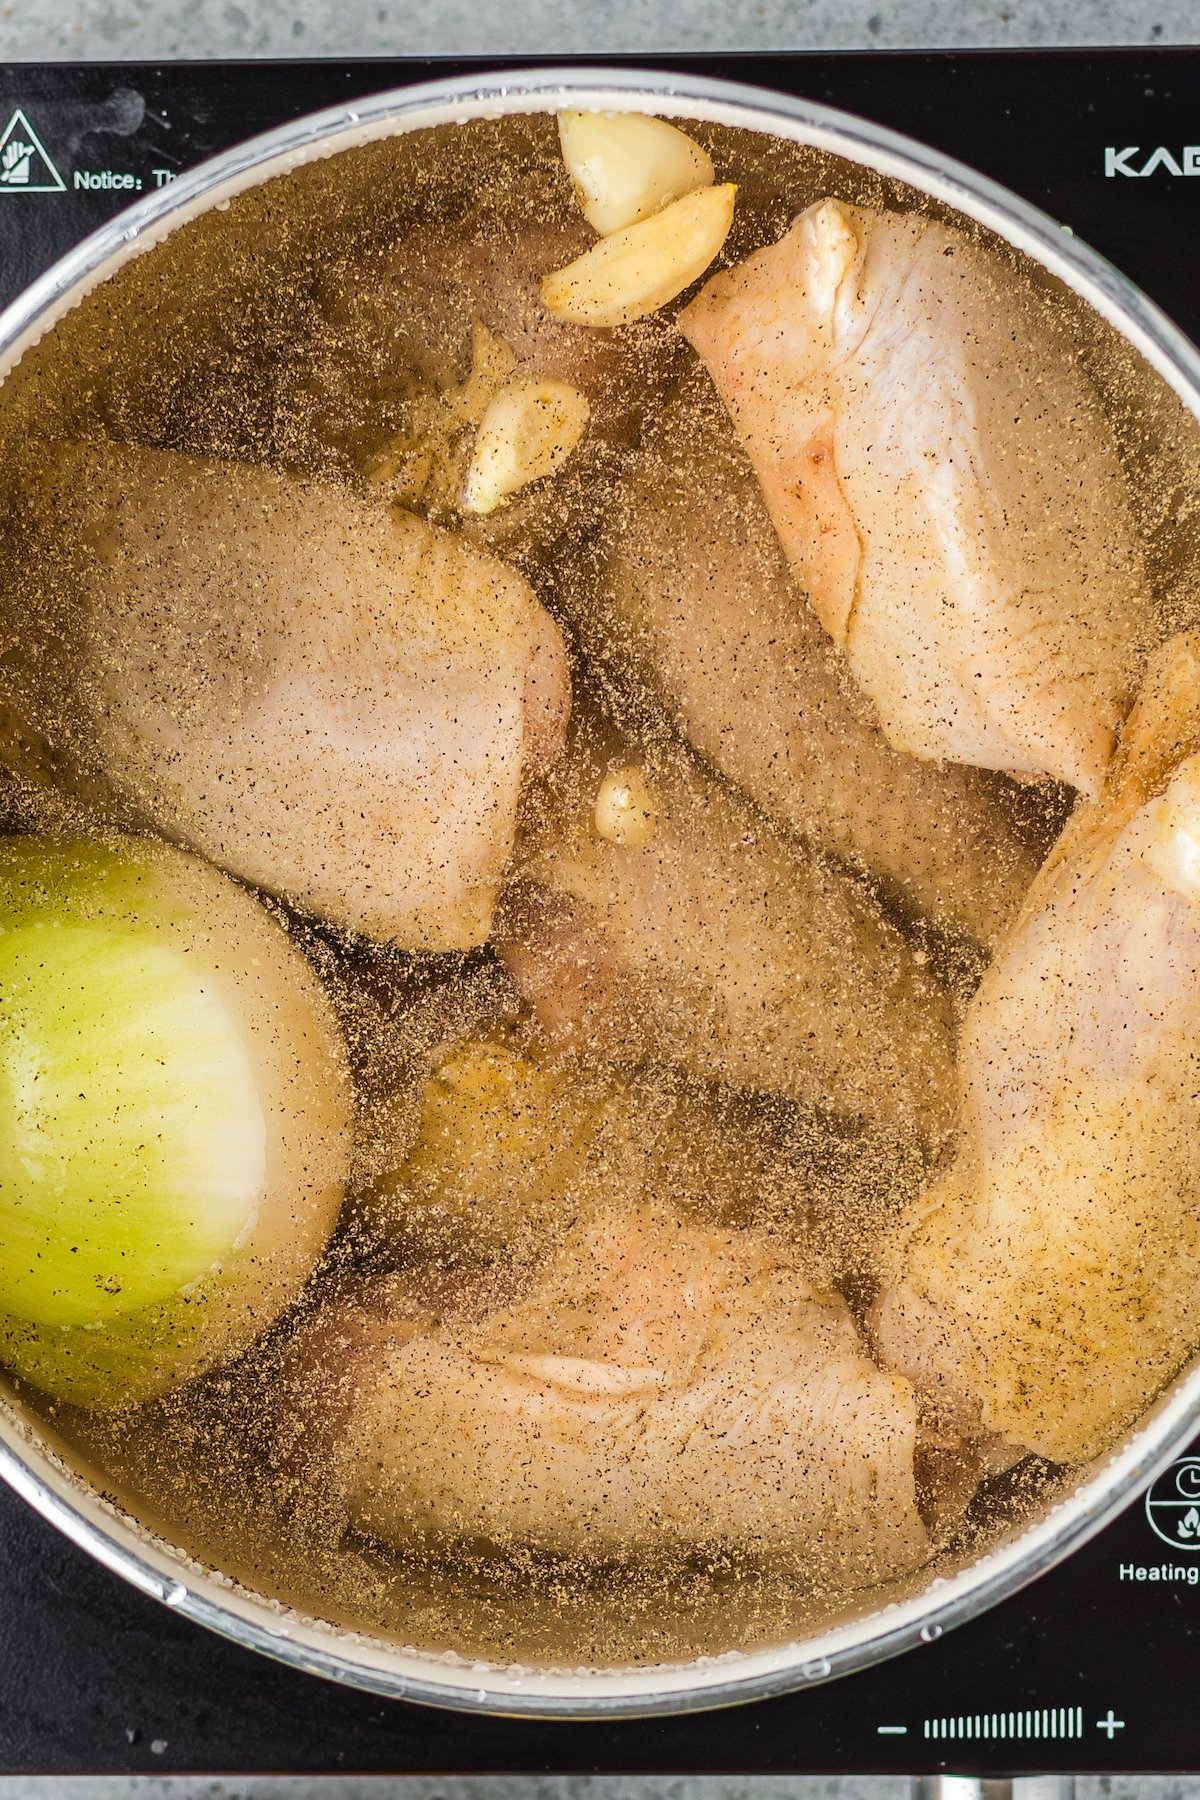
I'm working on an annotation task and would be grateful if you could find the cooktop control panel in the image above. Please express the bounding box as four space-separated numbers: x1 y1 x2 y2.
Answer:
2 1442 1199 1774
0 47 1198 1777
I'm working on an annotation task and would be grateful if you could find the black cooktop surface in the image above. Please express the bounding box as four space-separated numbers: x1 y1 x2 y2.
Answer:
0 46 1198 1778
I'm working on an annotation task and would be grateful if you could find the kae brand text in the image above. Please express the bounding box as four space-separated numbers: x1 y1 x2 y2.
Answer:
1105 145 1200 176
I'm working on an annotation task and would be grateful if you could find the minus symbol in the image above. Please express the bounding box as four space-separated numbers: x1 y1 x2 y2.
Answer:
877 1726 908 1735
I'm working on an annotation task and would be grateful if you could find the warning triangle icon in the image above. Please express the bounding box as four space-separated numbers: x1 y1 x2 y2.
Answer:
0 107 66 194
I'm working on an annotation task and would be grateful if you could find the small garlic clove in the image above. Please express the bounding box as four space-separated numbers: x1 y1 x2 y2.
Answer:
461 377 591 515
541 183 737 329
594 765 659 848
557 110 715 236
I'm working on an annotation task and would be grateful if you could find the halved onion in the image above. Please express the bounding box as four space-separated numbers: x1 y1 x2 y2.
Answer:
0 834 351 1406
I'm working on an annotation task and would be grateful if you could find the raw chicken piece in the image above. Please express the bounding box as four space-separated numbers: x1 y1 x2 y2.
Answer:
356 209 620 402
12 443 569 950
872 633 1200 1464
316 183 682 477
296 1205 930 1583
578 377 1049 947
679 199 1154 797
494 718 957 1144
356 1015 918 1296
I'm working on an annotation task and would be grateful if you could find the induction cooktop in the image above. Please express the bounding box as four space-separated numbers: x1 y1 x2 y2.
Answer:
0 47 1198 1778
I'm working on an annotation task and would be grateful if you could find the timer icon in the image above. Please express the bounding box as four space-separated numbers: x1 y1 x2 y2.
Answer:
1144 1456 1200 1548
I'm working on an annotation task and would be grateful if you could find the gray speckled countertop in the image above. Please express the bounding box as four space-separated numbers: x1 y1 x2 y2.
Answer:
0 3 1196 1795
0 0 1197 58
0 1776 1193 1797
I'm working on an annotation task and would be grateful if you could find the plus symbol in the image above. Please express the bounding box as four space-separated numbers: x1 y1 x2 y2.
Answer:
1097 1711 1126 1740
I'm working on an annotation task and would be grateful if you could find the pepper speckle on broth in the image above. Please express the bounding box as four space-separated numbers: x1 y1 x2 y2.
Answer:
0 105 1197 1671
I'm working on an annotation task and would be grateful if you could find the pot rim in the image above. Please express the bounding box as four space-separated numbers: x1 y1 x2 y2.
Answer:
2 61 1199 1720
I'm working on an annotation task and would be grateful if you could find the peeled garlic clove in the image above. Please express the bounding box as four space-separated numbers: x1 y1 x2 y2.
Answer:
594 765 659 847
461 377 590 515
558 110 715 236
541 184 737 329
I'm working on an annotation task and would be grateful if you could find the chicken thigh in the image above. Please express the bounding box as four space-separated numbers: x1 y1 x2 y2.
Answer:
7 443 569 949
680 199 1154 797
495 718 957 1144
296 1204 930 1585
577 376 1049 947
872 633 1200 1465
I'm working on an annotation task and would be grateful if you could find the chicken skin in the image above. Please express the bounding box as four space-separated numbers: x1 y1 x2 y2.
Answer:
872 633 1200 1465
578 376 1048 947
680 199 1154 797
495 717 957 1145
298 1204 930 1585
8 443 569 950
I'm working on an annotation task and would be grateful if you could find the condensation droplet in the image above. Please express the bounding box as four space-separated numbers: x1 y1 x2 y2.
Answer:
920 1623 943 1643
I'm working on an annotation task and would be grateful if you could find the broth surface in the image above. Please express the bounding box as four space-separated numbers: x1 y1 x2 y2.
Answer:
2 110 1199 1671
